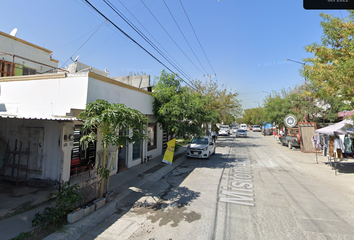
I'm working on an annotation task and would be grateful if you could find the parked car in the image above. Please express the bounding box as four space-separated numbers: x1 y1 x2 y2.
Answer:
279 134 300 149
236 129 247 138
232 127 238 133
240 124 247 131
252 125 261 132
186 136 216 159
218 128 230 136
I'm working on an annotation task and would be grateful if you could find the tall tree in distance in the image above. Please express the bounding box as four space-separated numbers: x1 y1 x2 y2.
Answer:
190 78 242 125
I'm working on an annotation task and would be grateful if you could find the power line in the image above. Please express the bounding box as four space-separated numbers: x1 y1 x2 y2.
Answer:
162 0 209 75
82 0 196 90
104 0 192 81
139 0 206 76
116 0 193 81
179 0 217 75
61 20 106 68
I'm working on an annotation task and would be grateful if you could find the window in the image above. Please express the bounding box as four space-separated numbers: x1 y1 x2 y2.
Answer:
148 123 157 151
0 60 14 77
22 66 36 75
133 136 141 159
70 125 96 174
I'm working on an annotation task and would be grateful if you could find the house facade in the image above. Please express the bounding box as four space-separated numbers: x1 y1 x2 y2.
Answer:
0 30 59 76
0 30 163 187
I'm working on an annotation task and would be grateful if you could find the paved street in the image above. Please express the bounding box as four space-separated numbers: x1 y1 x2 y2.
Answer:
78 131 354 240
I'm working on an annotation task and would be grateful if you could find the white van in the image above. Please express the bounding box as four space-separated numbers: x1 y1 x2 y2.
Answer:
240 124 247 131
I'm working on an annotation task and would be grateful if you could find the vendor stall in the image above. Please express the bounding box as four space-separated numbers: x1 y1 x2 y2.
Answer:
315 119 354 175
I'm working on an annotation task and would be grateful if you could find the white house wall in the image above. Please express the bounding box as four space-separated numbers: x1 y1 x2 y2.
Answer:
0 73 89 117
87 76 153 114
0 31 57 73
0 71 163 183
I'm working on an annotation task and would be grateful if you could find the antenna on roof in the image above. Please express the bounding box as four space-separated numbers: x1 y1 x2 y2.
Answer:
70 55 80 63
10 28 18 37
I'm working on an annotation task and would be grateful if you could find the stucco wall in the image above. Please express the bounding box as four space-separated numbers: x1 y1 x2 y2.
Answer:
0 118 63 182
0 31 57 73
0 74 89 116
87 77 154 114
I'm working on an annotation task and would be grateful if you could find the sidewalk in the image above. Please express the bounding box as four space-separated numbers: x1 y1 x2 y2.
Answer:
0 146 187 240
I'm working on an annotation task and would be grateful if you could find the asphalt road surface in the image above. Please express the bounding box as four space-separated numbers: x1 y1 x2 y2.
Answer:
81 131 354 240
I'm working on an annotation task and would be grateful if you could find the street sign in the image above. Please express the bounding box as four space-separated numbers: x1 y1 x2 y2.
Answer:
284 115 297 128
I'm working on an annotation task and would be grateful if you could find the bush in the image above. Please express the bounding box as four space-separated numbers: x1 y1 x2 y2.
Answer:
32 182 83 229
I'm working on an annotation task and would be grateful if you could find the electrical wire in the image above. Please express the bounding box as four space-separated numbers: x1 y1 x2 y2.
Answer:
116 0 193 81
83 0 196 90
80 32 115 59
162 0 209 75
104 0 192 81
179 0 217 75
139 0 206 76
61 20 106 68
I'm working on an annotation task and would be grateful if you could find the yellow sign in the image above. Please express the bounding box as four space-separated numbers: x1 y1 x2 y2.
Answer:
162 138 176 165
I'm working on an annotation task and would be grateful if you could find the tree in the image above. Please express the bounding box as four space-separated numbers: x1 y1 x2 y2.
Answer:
263 92 294 127
190 78 242 125
152 70 217 138
242 107 266 125
303 11 354 110
79 99 148 198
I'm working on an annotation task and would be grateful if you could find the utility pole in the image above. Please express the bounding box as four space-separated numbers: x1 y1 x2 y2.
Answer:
203 74 216 136
204 74 216 90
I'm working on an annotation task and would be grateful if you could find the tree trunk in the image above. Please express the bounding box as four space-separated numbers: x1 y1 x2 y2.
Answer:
99 143 107 198
106 149 118 193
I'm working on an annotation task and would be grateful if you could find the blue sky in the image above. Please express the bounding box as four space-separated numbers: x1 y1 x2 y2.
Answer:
1 0 348 110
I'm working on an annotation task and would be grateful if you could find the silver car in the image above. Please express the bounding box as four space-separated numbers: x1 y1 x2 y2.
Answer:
236 129 247 138
186 136 216 159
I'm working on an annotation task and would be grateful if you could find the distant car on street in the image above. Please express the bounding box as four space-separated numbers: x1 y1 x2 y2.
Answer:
186 136 216 159
252 125 262 132
236 129 247 138
240 124 247 131
232 127 238 133
218 128 230 136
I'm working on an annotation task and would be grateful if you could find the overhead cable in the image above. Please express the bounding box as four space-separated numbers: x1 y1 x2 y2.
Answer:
82 0 196 89
116 0 193 81
139 0 206 76
104 0 192 81
162 0 209 75
179 0 217 75
61 20 106 68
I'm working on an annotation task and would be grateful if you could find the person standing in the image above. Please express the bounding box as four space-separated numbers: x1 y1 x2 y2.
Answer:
273 130 277 140
212 131 217 142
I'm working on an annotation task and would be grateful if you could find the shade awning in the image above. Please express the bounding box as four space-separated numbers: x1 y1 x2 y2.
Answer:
315 119 353 135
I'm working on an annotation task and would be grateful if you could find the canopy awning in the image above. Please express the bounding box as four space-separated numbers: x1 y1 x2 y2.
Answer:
315 119 353 135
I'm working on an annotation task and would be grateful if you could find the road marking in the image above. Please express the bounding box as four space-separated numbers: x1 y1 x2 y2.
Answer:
219 160 255 206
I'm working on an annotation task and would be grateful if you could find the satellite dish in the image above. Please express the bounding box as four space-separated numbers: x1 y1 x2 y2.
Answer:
74 55 80 62
10 28 18 37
